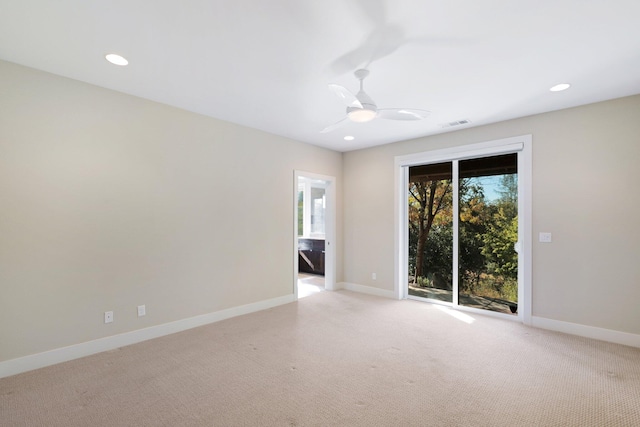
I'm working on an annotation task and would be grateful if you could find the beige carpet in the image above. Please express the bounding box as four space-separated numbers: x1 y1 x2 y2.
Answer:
1 290 639 426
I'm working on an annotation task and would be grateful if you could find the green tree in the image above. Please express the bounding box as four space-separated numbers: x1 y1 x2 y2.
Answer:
482 174 518 282
483 207 518 279
458 179 489 292
408 180 452 280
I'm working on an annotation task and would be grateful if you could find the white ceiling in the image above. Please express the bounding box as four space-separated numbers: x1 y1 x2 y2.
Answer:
1 1 639 152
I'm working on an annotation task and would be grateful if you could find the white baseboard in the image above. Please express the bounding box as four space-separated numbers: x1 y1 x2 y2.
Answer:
337 282 396 299
0 294 295 379
532 316 640 348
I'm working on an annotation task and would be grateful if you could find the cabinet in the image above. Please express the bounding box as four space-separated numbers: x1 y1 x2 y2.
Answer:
298 238 325 275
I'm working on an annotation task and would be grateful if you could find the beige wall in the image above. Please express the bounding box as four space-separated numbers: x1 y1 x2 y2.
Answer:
343 94 640 335
2 57 638 364
0 60 343 362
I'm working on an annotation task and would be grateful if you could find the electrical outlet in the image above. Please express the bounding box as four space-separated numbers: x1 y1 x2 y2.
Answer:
372 272 377 280
104 311 113 324
137 305 146 317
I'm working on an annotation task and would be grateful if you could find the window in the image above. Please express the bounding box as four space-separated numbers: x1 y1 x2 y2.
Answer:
298 177 326 238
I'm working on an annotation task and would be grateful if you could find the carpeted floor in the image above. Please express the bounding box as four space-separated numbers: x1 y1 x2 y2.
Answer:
1 290 639 426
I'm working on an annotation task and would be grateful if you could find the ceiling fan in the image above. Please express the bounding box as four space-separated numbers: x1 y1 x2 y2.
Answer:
321 69 429 133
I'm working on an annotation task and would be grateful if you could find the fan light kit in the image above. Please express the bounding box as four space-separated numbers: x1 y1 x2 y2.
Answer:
321 69 429 133
348 108 376 123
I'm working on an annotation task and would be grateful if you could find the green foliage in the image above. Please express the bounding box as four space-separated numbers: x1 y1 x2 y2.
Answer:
501 279 518 302
482 208 518 279
480 174 518 281
409 220 453 289
458 179 488 292
297 191 304 236
416 276 431 288
463 274 518 302
423 222 453 289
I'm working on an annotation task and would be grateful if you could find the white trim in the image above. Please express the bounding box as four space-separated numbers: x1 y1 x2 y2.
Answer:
293 171 337 295
532 316 640 348
395 136 525 166
394 162 409 300
518 137 533 325
337 282 396 299
452 160 460 307
293 173 300 300
394 135 532 323
0 294 295 379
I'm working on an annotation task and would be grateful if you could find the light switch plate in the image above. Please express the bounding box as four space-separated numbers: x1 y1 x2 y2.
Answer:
539 232 552 243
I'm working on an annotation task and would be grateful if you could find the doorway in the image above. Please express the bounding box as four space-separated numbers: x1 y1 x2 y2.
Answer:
395 136 532 323
294 171 336 299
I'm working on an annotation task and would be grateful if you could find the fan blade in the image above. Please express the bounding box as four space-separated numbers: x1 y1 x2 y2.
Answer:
329 25 404 75
328 84 363 109
320 117 349 134
377 108 430 121
354 0 386 27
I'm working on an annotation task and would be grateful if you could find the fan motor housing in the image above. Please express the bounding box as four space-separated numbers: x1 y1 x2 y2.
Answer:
347 88 378 122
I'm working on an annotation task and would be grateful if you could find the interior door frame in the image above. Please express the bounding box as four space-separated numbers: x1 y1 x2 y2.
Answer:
293 170 337 299
394 135 532 324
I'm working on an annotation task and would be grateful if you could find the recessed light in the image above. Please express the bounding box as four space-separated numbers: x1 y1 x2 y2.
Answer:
105 53 128 66
344 135 355 141
550 83 570 92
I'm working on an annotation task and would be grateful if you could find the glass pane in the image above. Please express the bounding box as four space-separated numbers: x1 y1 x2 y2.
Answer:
458 154 518 314
310 187 325 235
408 162 453 302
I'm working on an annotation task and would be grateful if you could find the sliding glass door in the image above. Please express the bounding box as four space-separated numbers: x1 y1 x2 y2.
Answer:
408 162 453 302
408 154 519 315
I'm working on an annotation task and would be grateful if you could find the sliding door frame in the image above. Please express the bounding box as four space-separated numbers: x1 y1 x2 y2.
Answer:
394 135 532 324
